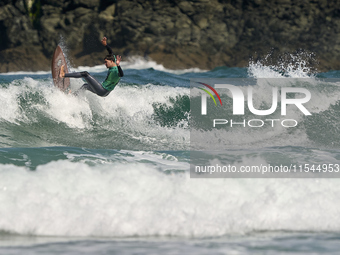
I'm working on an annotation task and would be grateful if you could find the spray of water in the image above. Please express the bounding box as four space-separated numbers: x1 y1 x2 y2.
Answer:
248 51 318 78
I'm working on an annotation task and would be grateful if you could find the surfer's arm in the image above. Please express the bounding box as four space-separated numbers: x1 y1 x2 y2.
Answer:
101 37 114 55
117 65 124 77
105 45 114 55
116 55 123 77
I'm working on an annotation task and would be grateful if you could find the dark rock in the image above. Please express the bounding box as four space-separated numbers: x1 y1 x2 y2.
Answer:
100 0 117 10
72 0 100 9
177 1 195 16
0 0 11 7
0 45 49 73
41 5 62 16
14 0 27 14
73 7 92 17
98 4 115 20
41 0 66 7
1 0 340 72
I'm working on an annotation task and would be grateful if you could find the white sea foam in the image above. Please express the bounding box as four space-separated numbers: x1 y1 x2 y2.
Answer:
1 71 51 75
248 53 315 78
0 83 22 123
0 77 190 149
89 83 190 148
1 151 340 237
248 61 284 78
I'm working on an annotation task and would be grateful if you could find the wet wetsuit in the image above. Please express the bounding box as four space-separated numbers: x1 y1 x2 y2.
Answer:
64 45 124 97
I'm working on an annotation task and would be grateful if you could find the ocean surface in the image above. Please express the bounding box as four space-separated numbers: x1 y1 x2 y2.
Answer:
1 52 340 254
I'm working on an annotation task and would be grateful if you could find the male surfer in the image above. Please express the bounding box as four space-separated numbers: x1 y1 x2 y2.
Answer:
59 37 124 97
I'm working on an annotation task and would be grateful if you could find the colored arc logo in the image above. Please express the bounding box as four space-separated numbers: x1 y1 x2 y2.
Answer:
197 82 223 106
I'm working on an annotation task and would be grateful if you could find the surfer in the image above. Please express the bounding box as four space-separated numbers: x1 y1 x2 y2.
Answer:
59 37 124 97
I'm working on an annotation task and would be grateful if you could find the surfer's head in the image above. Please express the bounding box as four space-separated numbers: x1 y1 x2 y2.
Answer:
104 55 115 68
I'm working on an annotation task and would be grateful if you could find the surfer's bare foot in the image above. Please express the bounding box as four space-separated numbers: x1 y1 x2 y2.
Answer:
59 65 65 78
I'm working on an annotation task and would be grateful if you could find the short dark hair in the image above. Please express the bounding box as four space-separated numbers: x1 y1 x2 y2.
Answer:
104 55 114 61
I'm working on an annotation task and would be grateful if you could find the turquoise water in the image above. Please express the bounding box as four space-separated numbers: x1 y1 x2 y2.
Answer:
1 55 340 254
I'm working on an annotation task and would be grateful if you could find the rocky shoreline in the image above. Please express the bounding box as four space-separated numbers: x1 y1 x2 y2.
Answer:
0 0 340 72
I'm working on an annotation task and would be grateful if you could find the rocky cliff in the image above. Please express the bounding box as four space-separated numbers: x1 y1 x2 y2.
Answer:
0 0 340 72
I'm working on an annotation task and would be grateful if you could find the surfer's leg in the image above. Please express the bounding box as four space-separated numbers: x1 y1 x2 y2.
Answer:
64 72 84 78
66 71 110 97
73 83 93 96
60 65 83 79
81 83 96 93
81 72 110 97
59 65 65 78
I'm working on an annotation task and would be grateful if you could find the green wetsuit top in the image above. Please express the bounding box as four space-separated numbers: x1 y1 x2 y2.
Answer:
102 44 124 91
102 66 121 91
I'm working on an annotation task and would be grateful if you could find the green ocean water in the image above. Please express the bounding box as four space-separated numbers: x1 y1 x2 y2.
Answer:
1 56 340 254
